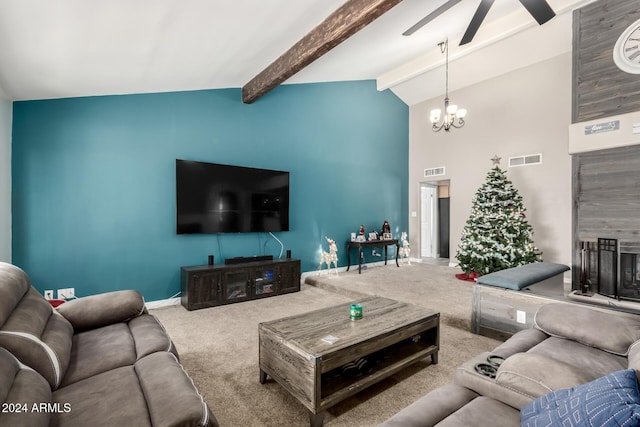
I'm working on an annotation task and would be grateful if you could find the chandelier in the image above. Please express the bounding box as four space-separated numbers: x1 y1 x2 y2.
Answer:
430 39 467 132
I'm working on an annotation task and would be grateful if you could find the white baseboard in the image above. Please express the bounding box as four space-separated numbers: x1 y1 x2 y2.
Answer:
146 297 181 310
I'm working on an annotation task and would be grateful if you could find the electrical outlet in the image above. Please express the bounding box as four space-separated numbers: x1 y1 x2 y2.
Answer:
58 288 75 300
44 290 54 300
516 310 526 324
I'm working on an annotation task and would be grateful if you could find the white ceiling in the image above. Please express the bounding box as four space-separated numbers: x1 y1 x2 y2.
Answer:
0 0 593 104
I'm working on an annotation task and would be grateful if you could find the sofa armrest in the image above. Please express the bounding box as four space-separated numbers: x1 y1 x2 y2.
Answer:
628 340 640 373
136 352 219 426
379 384 479 427
491 328 549 358
56 290 146 331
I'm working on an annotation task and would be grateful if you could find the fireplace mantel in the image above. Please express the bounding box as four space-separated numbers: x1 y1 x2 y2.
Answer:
569 110 640 154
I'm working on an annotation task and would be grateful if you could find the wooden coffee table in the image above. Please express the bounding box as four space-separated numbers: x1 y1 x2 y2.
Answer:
258 296 440 426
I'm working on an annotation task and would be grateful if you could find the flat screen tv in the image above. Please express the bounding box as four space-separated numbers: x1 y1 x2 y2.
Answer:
176 159 289 234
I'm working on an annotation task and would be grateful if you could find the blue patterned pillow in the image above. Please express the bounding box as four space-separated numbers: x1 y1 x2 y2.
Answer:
521 369 640 427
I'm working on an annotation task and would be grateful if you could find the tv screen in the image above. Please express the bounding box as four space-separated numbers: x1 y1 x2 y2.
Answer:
176 159 289 234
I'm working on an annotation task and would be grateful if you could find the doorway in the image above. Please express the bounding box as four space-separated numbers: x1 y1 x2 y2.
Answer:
420 181 450 260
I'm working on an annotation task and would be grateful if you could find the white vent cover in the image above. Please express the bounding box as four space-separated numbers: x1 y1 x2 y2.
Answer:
424 166 445 178
508 154 542 167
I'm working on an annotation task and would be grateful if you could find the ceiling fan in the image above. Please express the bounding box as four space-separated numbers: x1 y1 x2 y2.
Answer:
403 0 556 45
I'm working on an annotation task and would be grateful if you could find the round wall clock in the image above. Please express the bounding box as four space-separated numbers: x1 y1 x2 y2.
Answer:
613 18 640 74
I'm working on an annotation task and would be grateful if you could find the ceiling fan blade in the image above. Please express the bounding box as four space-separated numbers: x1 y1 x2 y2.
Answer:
518 0 555 25
403 0 463 36
459 0 495 46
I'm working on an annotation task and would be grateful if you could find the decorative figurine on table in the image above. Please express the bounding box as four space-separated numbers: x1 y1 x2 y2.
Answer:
398 231 411 264
357 224 366 242
381 220 392 240
318 237 339 275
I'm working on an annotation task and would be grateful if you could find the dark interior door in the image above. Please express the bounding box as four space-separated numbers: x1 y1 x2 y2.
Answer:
438 198 450 258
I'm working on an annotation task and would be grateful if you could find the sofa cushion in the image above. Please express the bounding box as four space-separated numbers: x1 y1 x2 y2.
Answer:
60 322 137 387
527 336 627 381
52 365 153 427
60 314 177 387
520 369 640 427
534 303 640 356
53 352 216 427
0 347 52 427
476 262 569 290
496 353 591 400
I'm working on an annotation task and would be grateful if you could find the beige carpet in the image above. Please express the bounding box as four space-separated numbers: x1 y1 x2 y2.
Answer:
151 263 501 427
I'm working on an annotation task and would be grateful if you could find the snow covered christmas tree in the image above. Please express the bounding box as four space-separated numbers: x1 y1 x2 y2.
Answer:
456 157 541 276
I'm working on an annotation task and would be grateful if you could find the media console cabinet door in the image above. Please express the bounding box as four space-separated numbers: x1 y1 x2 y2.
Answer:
181 270 222 310
278 260 301 294
222 268 252 303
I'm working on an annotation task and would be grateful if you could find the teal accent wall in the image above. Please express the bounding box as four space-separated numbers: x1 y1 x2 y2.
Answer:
12 81 408 301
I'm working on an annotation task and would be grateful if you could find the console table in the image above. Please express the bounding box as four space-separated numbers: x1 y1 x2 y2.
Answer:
346 239 399 274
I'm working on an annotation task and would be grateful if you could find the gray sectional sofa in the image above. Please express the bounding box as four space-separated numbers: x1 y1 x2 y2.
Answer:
382 302 640 426
0 262 217 427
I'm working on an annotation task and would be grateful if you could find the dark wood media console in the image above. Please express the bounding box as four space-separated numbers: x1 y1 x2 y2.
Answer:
180 258 301 311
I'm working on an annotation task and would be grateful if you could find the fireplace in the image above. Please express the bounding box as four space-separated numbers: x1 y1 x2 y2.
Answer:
597 238 617 298
580 239 640 302
619 242 640 302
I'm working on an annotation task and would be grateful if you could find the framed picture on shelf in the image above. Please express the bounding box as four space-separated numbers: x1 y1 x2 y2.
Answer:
369 232 378 240
383 233 392 240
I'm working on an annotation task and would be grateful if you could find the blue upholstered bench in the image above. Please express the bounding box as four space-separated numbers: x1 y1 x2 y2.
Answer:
476 262 570 291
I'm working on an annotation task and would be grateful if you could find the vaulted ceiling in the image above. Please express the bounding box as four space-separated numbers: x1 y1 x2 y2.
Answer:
0 0 591 105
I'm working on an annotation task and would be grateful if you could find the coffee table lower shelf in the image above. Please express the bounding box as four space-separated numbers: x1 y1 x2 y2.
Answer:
258 297 440 427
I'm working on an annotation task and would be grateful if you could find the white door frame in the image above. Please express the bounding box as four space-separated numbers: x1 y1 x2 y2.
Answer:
420 183 439 258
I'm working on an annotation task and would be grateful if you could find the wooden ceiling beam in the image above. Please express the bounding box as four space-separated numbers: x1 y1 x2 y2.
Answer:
242 0 403 104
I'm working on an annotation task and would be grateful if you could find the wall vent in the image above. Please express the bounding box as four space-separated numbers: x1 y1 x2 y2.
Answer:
508 154 542 167
424 166 445 178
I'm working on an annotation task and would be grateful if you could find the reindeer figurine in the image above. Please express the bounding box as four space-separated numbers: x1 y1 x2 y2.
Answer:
318 237 339 275
398 232 411 264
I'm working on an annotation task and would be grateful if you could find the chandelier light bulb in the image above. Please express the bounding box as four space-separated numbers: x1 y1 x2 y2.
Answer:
457 108 467 118
430 109 441 123
446 104 458 115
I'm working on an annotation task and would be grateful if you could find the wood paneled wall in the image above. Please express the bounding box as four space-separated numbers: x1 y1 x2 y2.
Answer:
571 145 640 286
572 0 640 123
